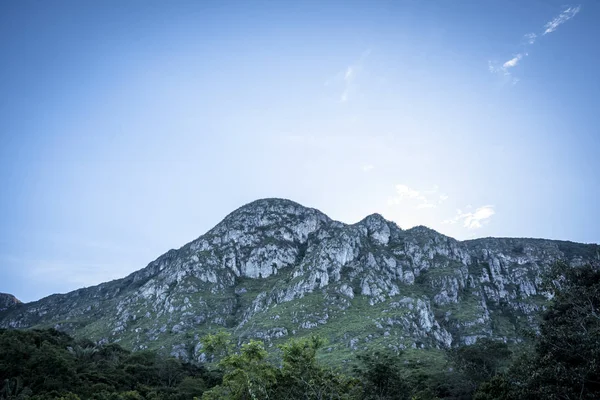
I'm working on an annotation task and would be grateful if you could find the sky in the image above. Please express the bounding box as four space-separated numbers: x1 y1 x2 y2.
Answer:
1 0 599 302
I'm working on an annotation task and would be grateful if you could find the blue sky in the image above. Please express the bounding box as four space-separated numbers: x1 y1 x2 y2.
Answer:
1 0 599 302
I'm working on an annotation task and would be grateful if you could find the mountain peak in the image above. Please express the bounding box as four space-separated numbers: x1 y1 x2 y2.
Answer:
223 198 324 219
211 198 330 235
357 213 393 245
0 293 21 312
2 198 598 362
360 212 387 223
239 197 306 209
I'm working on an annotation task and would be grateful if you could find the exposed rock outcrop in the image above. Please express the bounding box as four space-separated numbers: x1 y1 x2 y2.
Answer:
0 293 21 312
1 198 597 362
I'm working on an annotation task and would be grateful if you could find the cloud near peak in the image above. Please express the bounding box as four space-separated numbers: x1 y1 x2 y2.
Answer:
443 205 496 230
388 184 442 210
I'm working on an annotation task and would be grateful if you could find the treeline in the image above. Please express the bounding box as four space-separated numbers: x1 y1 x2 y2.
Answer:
0 328 219 400
1 262 599 399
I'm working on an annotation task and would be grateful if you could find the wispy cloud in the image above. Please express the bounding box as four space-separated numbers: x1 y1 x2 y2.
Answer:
443 205 496 229
394 184 424 200
503 54 523 68
341 66 355 102
361 163 374 172
386 185 493 231
488 5 581 84
543 6 581 35
524 33 537 45
327 49 371 103
488 58 522 85
388 184 443 210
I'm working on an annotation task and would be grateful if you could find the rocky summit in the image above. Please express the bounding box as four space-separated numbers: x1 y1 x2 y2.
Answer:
1 198 598 362
0 293 21 312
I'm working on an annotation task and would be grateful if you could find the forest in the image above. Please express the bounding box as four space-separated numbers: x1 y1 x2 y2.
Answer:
1 262 598 400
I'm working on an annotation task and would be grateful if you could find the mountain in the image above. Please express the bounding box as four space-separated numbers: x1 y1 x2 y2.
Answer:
1 198 598 362
0 293 21 312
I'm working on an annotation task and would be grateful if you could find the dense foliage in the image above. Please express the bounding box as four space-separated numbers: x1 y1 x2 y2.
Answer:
201 333 360 399
475 262 600 399
0 329 220 399
2 262 599 399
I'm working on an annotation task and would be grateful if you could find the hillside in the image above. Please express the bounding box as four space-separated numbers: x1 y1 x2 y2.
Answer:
1 198 598 362
0 293 21 312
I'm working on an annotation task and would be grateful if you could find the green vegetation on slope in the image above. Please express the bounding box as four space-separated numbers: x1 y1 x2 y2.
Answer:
2 262 599 400
0 329 221 400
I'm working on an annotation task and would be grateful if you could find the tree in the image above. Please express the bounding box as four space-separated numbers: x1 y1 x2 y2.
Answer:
476 262 600 399
201 330 234 364
276 336 359 400
353 350 409 400
201 335 359 400
449 338 512 384
202 339 276 400
176 376 207 400
0 328 218 399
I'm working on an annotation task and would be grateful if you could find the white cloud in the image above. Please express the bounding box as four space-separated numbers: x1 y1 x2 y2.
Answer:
524 33 537 45
340 65 359 103
423 185 440 194
489 52 528 84
443 205 495 229
488 59 521 85
503 54 523 69
543 6 581 35
362 164 374 172
330 49 371 103
463 206 495 229
488 5 581 83
341 65 357 102
395 184 424 200
345 66 354 80
388 184 441 210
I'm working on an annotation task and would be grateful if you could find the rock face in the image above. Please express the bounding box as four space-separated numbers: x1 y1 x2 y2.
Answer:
0 293 21 312
0 198 598 361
